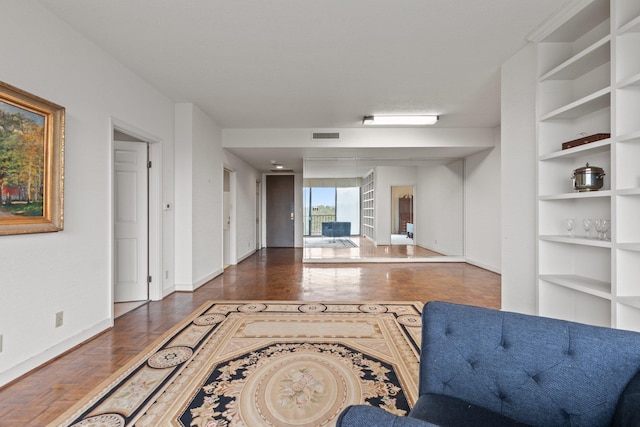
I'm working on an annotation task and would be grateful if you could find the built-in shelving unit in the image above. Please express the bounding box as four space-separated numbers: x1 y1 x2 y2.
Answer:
362 171 375 240
536 0 640 331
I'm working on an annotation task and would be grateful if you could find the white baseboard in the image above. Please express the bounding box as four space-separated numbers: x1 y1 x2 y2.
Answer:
0 318 112 388
174 283 192 292
162 285 175 298
237 249 256 263
465 257 501 274
175 268 224 292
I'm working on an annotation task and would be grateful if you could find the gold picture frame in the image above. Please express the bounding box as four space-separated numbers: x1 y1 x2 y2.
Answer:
0 81 64 235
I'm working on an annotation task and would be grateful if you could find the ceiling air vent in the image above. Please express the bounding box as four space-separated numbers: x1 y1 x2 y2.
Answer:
312 132 340 140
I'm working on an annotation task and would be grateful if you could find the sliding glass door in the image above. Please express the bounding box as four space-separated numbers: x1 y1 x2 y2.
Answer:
304 186 360 236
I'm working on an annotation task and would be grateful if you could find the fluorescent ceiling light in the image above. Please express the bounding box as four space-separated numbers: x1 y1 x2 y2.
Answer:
362 115 439 126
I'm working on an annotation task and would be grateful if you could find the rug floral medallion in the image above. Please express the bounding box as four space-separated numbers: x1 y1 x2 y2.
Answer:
53 301 423 427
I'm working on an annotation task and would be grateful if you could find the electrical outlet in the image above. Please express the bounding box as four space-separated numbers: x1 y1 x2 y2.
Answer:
165 270 169 279
55 311 63 328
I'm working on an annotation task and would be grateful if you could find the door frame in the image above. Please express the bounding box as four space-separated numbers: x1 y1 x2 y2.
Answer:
222 166 237 266
390 185 415 244
256 180 262 250
109 118 163 316
265 173 296 247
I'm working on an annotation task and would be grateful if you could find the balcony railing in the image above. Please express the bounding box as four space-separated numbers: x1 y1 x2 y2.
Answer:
307 214 336 236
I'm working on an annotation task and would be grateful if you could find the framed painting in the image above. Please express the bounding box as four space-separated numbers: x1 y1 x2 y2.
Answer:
0 81 64 235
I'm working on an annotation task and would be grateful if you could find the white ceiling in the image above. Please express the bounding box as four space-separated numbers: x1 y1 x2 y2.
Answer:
40 0 566 171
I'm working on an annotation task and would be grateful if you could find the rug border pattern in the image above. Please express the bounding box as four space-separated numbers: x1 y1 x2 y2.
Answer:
52 300 423 427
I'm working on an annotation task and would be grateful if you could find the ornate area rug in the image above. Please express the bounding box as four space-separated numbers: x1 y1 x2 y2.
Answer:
52 301 423 427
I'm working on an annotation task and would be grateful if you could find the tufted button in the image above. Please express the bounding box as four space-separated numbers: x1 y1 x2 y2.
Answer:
531 373 541 384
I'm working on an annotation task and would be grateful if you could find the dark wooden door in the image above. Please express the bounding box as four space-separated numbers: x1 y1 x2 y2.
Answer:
266 175 294 247
399 197 413 233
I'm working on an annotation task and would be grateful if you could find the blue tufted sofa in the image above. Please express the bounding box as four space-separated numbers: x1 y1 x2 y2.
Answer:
337 301 640 427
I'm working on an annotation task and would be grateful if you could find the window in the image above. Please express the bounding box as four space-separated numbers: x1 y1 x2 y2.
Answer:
304 186 360 236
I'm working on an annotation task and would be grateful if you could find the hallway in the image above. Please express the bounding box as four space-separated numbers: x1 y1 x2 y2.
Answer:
0 249 501 425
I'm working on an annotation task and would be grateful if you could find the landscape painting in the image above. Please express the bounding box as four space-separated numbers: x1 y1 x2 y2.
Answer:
0 81 64 235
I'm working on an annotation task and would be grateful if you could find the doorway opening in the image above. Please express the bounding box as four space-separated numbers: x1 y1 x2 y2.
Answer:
111 121 161 319
223 169 231 268
256 180 262 251
391 186 414 245
113 131 149 317
266 174 295 247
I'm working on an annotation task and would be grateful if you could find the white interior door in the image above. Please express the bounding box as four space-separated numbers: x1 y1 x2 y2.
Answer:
114 140 148 302
223 169 231 266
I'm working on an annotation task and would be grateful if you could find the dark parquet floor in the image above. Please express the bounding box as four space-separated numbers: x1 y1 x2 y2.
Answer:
0 248 501 426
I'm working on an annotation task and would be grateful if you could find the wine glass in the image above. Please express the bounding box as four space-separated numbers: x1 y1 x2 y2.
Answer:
594 219 610 240
564 218 575 237
599 219 610 241
582 218 593 239
594 219 603 240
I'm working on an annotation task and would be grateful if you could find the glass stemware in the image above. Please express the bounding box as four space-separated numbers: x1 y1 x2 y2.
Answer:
594 219 603 240
594 219 610 240
600 219 610 241
565 218 575 237
582 218 593 239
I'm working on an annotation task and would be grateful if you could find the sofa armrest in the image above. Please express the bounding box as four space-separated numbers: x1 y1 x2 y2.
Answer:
613 369 640 427
336 405 439 427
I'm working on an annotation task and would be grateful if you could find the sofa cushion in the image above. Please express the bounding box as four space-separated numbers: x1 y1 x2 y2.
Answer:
421 302 640 426
409 393 533 427
337 405 438 427
612 368 640 427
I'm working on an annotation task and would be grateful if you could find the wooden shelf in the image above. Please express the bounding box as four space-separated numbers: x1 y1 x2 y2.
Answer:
618 14 640 34
539 235 611 248
618 130 640 142
536 0 640 330
616 188 640 196
618 72 640 89
539 190 611 200
618 243 640 252
618 296 640 310
540 87 610 121
540 274 611 299
540 36 610 82
539 138 611 161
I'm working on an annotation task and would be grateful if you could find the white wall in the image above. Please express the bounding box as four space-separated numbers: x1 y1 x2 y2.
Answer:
192 107 223 284
174 104 224 290
223 150 261 260
501 43 538 314
465 130 502 273
174 104 194 287
415 161 465 255
223 127 497 150
0 1 175 386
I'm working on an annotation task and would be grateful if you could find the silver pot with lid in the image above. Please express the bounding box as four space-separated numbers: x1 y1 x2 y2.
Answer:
572 162 605 192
